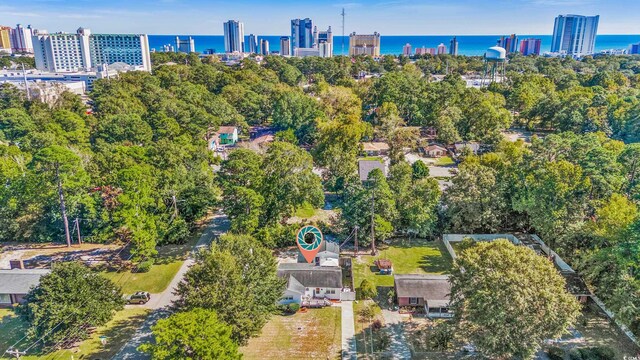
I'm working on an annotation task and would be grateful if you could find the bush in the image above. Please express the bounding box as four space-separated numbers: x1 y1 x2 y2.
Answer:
371 319 383 331
135 259 154 273
547 346 565 360
592 346 615 360
288 303 300 313
568 348 582 360
427 322 455 351
359 279 378 299
568 346 616 360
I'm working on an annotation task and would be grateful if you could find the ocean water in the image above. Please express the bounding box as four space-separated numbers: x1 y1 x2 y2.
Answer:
149 34 640 56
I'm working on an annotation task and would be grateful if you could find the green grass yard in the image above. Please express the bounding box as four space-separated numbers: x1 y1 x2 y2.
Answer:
435 156 455 166
0 307 149 360
101 259 183 294
241 307 341 359
352 238 453 289
294 202 317 219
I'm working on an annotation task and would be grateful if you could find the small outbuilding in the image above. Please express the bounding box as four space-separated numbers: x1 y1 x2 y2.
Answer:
374 259 393 274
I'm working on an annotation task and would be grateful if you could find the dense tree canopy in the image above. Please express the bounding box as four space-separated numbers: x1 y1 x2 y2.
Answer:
450 240 581 359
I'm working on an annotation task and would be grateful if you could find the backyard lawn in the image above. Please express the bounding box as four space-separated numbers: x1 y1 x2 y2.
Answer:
0 308 149 360
241 307 341 360
352 238 453 288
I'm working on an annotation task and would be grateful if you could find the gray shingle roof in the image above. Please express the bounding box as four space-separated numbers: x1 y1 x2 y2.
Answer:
358 160 385 181
277 263 342 289
0 269 50 295
394 274 451 307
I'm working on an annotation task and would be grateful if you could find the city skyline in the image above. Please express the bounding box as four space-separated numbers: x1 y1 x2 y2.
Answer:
1 1 639 36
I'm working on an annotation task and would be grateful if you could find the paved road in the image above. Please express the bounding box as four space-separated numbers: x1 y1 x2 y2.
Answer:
112 213 229 360
381 309 412 359
341 301 357 360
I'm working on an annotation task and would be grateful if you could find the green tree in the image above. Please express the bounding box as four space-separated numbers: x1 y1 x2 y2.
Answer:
17 262 124 348
224 186 264 234
450 240 580 359
412 160 429 180
443 162 506 233
174 234 285 343
139 308 241 360
261 142 324 224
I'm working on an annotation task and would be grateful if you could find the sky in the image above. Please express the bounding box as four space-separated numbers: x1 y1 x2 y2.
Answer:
0 0 638 35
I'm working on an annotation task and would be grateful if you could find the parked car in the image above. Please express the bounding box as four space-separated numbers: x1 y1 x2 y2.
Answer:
126 291 151 305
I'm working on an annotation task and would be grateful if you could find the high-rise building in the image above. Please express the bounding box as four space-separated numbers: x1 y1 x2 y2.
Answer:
630 43 640 55
415 47 436 56
349 32 381 56
291 18 313 53
248 34 258 53
520 38 542 56
223 20 245 53
402 43 412 56
0 26 11 53
260 39 270 56
175 36 195 53
437 43 447 55
280 37 291 56
551 14 599 57
315 26 333 57
497 34 518 53
11 24 34 53
32 27 151 72
449 37 458 56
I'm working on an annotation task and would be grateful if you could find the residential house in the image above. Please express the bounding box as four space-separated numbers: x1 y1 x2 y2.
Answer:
361 142 390 157
394 274 453 318
297 241 340 267
0 269 50 307
277 263 343 306
358 159 386 182
209 126 239 151
453 142 480 155
422 144 448 158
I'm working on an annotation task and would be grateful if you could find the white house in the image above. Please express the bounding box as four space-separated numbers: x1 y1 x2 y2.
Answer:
296 241 340 267
209 126 239 151
277 263 343 305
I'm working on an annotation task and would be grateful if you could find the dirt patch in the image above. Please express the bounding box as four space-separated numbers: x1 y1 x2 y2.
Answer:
0 242 122 269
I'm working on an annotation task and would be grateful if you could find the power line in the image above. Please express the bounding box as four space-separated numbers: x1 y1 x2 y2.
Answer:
2 240 135 358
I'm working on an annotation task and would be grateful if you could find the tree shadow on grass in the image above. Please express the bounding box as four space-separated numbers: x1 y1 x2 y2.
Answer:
418 253 452 274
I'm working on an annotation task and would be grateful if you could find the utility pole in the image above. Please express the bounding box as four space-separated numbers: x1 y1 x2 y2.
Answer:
74 218 82 244
7 348 25 359
56 164 72 247
354 225 358 256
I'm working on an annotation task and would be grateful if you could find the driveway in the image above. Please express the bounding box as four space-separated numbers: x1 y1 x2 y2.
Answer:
381 309 412 360
112 213 229 359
